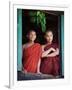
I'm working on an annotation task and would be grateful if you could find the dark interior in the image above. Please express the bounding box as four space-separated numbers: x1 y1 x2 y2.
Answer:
22 10 64 45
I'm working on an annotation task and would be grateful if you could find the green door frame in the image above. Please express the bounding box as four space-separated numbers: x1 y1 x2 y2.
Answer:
61 15 64 76
58 15 64 76
17 9 22 71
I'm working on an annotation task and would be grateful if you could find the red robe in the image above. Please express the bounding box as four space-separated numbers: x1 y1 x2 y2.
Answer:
22 43 42 73
40 43 60 76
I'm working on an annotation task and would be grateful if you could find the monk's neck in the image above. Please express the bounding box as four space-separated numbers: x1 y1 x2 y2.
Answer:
47 42 52 45
28 41 34 44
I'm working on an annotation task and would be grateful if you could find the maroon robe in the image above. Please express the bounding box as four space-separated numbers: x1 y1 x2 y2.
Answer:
40 43 60 76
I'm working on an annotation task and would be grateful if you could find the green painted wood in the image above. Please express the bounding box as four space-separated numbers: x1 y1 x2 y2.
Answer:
61 15 64 76
17 9 22 71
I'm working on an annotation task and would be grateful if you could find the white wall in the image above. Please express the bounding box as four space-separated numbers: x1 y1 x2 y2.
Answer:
0 0 72 90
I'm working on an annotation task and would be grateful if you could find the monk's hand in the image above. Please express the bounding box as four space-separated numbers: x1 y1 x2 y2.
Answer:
37 71 42 74
22 69 27 74
50 47 56 52
24 69 28 73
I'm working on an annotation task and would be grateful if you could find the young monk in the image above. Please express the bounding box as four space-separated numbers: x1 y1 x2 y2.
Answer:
22 30 42 73
40 30 60 76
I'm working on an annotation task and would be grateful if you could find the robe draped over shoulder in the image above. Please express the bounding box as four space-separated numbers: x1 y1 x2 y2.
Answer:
40 43 60 76
22 43 42 73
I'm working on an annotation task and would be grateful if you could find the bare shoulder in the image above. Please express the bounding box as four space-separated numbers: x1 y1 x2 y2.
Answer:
22 44 27 49
41 44 46 51
42 44 46 48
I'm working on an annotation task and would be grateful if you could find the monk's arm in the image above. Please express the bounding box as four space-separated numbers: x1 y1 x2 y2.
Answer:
42 48 56 58
37 59 41 73
47 48 59 57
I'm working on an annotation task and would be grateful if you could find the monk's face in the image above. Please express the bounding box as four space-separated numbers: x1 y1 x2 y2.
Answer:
28 31 36 42
45 31 53 43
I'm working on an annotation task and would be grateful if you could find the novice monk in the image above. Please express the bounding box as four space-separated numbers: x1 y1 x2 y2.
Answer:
22 30 42 73
40 30 60 76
